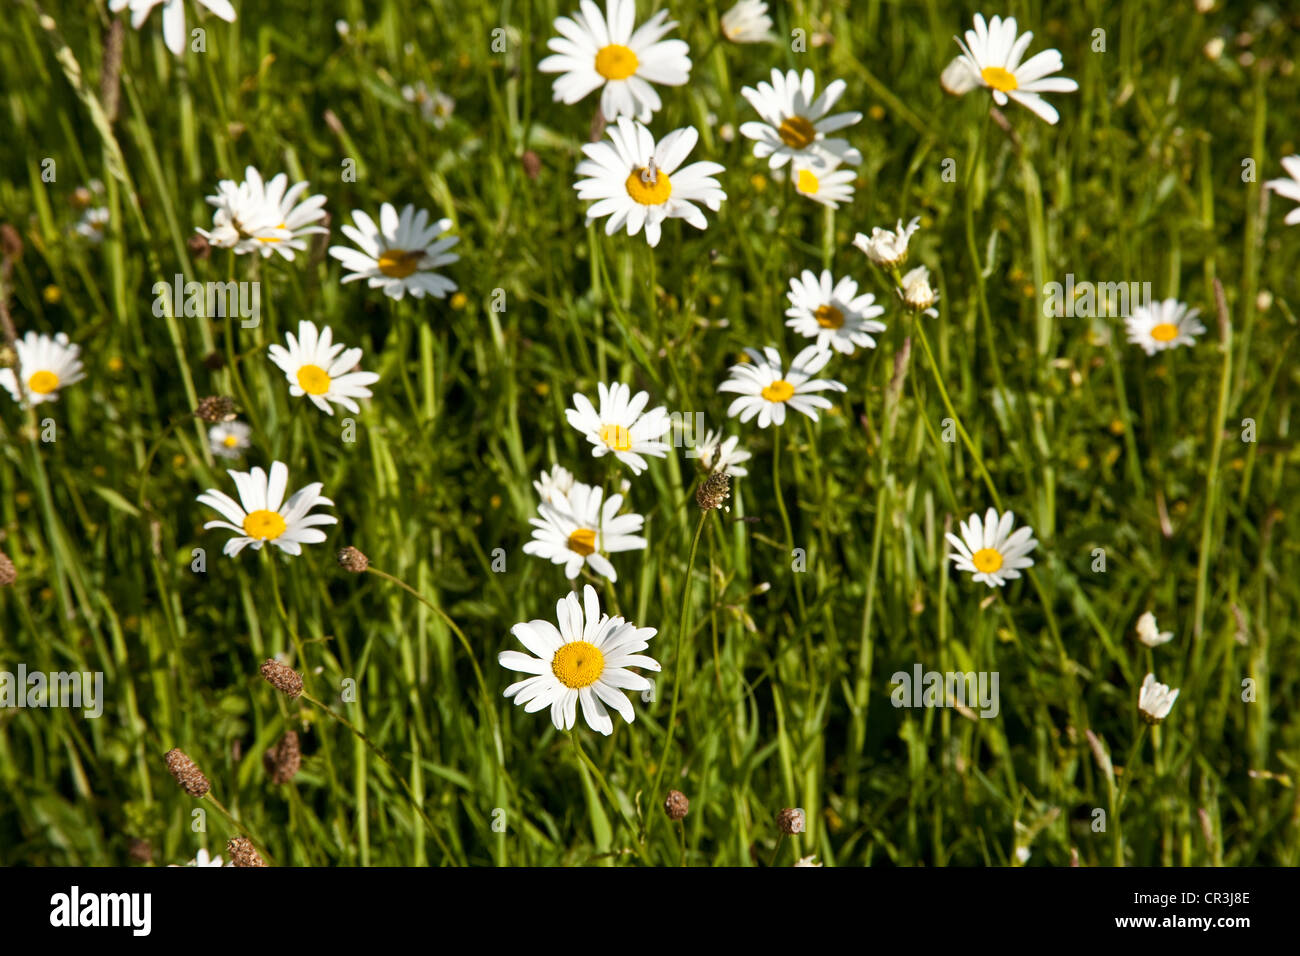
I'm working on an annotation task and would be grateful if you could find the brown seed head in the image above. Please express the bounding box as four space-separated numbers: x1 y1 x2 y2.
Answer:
127 837 153 863
696 471 731 512
263 730 302 785
226 836 267 867
521 150 542 180
664 789 690 821
260 659 304 698
0 551 16 587
336 545 369 574
0 223 22 263
194 395 237 424
165 748 211 797
777 807 805 835
187 232 212 261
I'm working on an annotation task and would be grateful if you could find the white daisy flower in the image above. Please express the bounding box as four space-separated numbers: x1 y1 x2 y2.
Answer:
523 481 647 582
0 331 85 405
945 508 1037 588
534 464 578 504
565 380 671 475
209 421 252 460
401 82 456 128
792 160 856 208
74 207 110 243
108 0 236 57
720 1 774 44
900 264 940 316
739 68 863 170
196 166 327 261
1138 672 1179 723
168 848 225 867
574 118 726 248
718 345 847 428
953 14 1079 125
1124 299 1205 356
197 460 337 558
499 584 660 736
694 429 751 477
785 269 887 355
1136 611 1174 648
1265 155 1300 226
853 217 921 267
267 320 380 416
328 203 459 300
538 0 691 123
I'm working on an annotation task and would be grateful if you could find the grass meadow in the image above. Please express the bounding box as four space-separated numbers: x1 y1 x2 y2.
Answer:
2 0 1299 868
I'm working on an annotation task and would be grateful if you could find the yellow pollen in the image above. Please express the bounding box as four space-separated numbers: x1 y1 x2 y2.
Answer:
980 66 1018 92
567 528 598 556
551 640 605 689
256 222 288 243
777 115 817 150
600 423 633 452
296 364 332 396
1150 323 1178 342
594 44 639 80
814 304 845 329
625 167 672 205
762 379 795 403
795 168 820 195
972 548 1004 574
378 248 423 279
242 509 287 541
27 370 60 394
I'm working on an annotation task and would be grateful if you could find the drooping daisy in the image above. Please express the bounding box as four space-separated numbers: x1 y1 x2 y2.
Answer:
534 464 577 505
720 1 774 44
267 320 380 416
1138 672 1179 723
209 420 252 460
196 166 327 261
197 460 337 558
108 0 236 57
523 481 647 581
566 381 671 475
945 508 1037 588
1124 299 1204 356
739 68 862 170
538 0 691 123
0 331 85 405
1136 611 1174 648
574 118 726 248
1264 155 1300 226
328 203 459 300
853 217 921 267
953 14 1078 125
900 265 940 317
718 345 847 428
785 269 887 355
694 429 751 477
791 160 856 209
74 207 110 243
499 584 660 736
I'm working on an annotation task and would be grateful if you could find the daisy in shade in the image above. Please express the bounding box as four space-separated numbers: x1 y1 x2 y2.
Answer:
209 420 252 460
109 0 236 57
945 507 1037 588
718 345 847 428
267 320 380 416
197 460 337 558
792 160 856 208
499 584 660 736
1138 672 1179 724
720 1 774 44
566 381 671 475
539 0 691 123
785 269 887 355
0 331 85 405
953 14 1078 125
328 203 459 300
523 481 647 581
694 429 751 477
739 68 862 170
575 118 726 247
534 464 577 504
196 166 327 261
1124 299 1205 356
1265 156 1300 225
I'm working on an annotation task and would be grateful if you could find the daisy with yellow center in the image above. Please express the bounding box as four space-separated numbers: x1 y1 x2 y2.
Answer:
195 166 326 260
785 269 886 356
0 331 85 406
718 345 847 429
499 584 661 736
945 507 1038 588
539 0 691 123
791 160 857 209
953 14 1078 125
720 0 774 44
565 380 671 475
523 480 647 582
268 320 380 416
1123 299 1205 356
208 420 252 460
197 461 337 558
328 202 459 300
739 68 863 170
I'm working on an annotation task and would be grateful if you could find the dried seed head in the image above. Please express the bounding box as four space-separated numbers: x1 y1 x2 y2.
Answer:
336 545 369 574
187 232 212 261
0 223 22 262
521 150 542 180
226 836 267 867
696 472 731 512
260 659 303 699
165 748 211 797
0 551 16 587
201 350 226 371
128 837 153 863
194 395 237 424
263 730 302 785
777 807 805 835
664 789 690 821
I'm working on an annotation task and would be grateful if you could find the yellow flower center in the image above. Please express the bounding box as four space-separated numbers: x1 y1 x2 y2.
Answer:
551 640 605 689
980 66 1019 92
814 304 844 329
777 115 817 149
761 379 795 403
222 434 241 448
1150 322 1179 342
256 222 288 243
600 423 633 452
972 548 1004 574
567 528 598 556
378 248 423 279
296 364 332 396
27 370 60 394
795 168 820 195
625 167 672 205
242 509 287 541
595 43 639 80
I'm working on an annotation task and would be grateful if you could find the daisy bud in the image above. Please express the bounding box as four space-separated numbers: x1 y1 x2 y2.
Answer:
336 545 369 574
194 395 237 424
696 472 731 512
226 836 267 868
777 807 805 835
900 265 939 314
0 551 16 587
187 232 212 261
260 659 304 699
263 730 302 785
164 748 211 797
664 790 690 821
